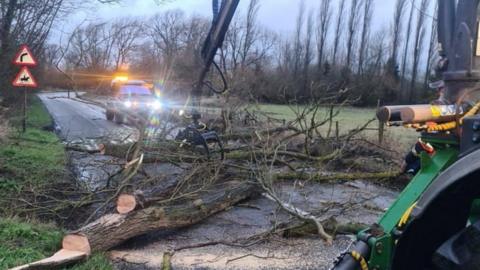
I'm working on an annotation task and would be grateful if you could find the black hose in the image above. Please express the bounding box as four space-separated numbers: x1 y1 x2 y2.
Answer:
331 241 370 270
204 60 228 94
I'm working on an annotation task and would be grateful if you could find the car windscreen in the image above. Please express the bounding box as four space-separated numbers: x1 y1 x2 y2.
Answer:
119 85 151 96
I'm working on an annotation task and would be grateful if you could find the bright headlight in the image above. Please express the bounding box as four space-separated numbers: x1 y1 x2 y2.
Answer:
152 100 162 110
179 109 185 116
124 100 132 108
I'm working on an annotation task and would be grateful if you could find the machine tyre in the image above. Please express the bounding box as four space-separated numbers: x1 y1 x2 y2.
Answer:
432 220 480 270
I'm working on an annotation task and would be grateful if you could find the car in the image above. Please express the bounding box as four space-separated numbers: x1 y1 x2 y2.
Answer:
105 81 162 124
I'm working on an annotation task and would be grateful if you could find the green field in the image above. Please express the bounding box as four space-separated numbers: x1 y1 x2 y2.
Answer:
252 104 418 150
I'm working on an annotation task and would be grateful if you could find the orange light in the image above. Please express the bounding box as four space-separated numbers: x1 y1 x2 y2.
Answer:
113 75 128 82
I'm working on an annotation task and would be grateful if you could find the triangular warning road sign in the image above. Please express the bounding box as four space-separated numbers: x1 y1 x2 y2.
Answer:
13 45 37 66
12 67 37 88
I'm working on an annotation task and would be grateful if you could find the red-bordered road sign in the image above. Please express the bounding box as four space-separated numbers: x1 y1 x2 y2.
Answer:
12 66 37 88
13 45 37 67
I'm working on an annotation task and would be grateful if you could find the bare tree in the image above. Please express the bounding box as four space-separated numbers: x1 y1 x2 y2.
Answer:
332 0 346 66
150 10 187 75
424 3 438 88
400 1 415 101
293 0 305 79
111 19 144 70
357 0 374 75
66 22 115 71
408 0 430 102
302 10 315 96
345 0 362 70
370 29 389 77
316 0 332 72
240 0 260 69
388 0 407 79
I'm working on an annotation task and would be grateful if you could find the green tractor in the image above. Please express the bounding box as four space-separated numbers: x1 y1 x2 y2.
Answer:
332 1 480 269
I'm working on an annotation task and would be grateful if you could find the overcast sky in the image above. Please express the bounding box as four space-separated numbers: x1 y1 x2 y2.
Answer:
63 0 408 36
54 0 436 70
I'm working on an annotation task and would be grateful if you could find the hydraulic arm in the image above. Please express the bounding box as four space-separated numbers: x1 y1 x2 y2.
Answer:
176 0 239 159
190 0 239 122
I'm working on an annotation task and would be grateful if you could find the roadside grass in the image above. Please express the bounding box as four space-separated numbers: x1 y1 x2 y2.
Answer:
0 95 112 270
252 103 418 150
0 218 62 269
0 218 111 270
0 97 65 198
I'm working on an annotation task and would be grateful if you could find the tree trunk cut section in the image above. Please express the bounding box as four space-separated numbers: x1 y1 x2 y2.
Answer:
71 180 256 252
116 193 138 214
11 249 88 270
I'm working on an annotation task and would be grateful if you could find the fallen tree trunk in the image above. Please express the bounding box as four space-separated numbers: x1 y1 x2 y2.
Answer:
11 235 91 270
282 218 368 238
102 140 208 164
275 171 401 182
13 179 256 269
11 250 88 270
73 179 256 252
225 149 340 162
220 126 291 141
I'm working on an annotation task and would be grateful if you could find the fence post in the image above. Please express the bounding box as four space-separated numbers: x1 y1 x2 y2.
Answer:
377 99 384 144
335 121 339 141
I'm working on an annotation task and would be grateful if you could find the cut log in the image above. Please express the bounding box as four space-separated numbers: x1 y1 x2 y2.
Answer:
114 165 229 215
13 179 256 269
376 106 405 122
400 104 462 124
116 194 138 214
62 234 91 254
11 249 88 270
70 180 256 252
11 235 90 270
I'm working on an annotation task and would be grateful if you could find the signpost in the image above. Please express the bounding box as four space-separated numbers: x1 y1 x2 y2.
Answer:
12 44 37 132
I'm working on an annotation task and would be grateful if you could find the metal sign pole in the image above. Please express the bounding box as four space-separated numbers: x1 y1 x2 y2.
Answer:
12 45 37 133
22 87 27 133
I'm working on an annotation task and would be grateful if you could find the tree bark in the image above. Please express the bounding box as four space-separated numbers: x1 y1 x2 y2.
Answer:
71 180 256 252
275 171 400 182
282 218 368 238
13 179 257 269
11 250 88 270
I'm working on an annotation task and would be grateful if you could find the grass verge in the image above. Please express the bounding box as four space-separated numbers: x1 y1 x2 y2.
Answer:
0 95 112 270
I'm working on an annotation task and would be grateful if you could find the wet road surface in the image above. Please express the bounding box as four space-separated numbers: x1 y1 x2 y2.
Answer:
38 92 136 141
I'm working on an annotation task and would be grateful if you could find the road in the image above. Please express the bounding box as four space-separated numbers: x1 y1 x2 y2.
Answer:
38 92 136 141
38 91 398 269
